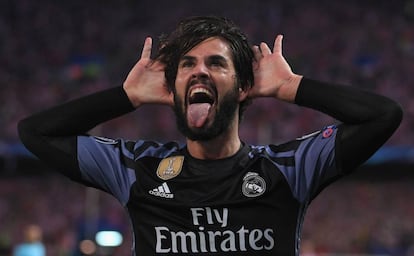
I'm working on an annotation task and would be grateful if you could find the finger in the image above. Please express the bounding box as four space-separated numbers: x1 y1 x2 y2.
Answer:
273 34 283 54
141 37 152 59
252 45 262 61
260 42 272 56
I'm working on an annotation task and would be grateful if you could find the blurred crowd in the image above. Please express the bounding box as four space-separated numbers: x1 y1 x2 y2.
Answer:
302 176 414 255
0 173 413 255
0 0 413 147
0 175 132 256
1 0 414 255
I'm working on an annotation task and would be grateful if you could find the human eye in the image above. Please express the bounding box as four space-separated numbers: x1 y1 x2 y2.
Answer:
210 59 223 67
181 61 192 67
208 56 227 68
179 57 195 68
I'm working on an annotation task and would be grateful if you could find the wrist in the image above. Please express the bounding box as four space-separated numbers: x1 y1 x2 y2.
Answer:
122 84 141 108
276 74 303 103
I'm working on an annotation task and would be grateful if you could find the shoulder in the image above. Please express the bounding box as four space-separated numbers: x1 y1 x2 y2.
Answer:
249 125 338 161
79 136 185 162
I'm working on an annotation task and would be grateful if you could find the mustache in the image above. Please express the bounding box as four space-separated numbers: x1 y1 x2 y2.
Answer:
188 77 213 87
185 78 217 95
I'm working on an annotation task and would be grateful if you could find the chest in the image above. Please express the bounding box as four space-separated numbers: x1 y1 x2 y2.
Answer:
126 156 301 255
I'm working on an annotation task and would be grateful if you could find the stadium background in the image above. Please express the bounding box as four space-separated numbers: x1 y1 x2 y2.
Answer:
0 0 413 255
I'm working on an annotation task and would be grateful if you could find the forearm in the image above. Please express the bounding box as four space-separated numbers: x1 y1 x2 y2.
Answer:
19 86 135 137
295 78 400 123
18 86 135 177
295 78 403 171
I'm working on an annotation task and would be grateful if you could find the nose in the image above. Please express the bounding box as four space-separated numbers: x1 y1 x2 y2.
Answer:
191 62 209 79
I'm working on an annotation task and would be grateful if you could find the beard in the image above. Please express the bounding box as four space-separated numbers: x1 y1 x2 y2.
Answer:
173 84 240 141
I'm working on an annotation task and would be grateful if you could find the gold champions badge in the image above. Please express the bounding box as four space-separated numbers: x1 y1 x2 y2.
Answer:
156 156 184 180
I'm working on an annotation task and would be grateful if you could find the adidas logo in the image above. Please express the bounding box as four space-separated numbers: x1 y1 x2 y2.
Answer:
149 182 174 199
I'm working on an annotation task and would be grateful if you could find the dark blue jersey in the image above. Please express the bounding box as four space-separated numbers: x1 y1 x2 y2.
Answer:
77 126 338 255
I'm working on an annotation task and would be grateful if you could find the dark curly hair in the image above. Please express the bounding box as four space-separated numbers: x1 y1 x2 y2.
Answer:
155 16 254 120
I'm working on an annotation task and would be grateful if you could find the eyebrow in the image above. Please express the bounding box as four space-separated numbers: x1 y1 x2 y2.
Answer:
208 55 228 63
179 54 229 63
180 55 196 62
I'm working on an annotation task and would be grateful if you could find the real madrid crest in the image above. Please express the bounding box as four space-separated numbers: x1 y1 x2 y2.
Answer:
156 156 184 180
242 172 266 197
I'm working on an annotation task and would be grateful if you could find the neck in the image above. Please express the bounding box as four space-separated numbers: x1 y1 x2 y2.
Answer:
186 128 241 160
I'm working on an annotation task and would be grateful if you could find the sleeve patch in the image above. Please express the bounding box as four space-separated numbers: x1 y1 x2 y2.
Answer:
322 125 335 138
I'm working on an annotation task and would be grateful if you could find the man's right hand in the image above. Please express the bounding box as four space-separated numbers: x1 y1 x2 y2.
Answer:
123 37 174 108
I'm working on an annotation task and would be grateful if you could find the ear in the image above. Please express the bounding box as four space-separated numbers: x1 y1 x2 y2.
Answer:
238 86 249 102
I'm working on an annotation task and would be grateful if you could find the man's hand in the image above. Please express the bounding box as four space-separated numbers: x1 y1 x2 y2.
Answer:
123 37 174 107
249 35 302 103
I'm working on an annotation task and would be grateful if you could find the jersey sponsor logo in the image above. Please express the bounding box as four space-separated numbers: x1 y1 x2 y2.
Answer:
155 207 275 253
242 172 266 198
157 156 184 180
149 182 174 199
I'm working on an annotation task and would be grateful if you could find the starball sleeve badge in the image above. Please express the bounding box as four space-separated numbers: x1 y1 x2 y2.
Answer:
156 156 184 180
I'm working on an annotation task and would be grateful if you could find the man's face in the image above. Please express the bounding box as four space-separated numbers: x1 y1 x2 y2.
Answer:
173 37 242 141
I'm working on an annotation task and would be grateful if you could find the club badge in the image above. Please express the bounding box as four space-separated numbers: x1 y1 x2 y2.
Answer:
242 172 266 198
157 156 184 180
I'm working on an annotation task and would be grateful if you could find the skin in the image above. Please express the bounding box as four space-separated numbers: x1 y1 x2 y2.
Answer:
174 37 245 155
123 35 303 160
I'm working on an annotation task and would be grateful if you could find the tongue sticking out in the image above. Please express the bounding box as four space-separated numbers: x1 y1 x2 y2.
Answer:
188 103 211 128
